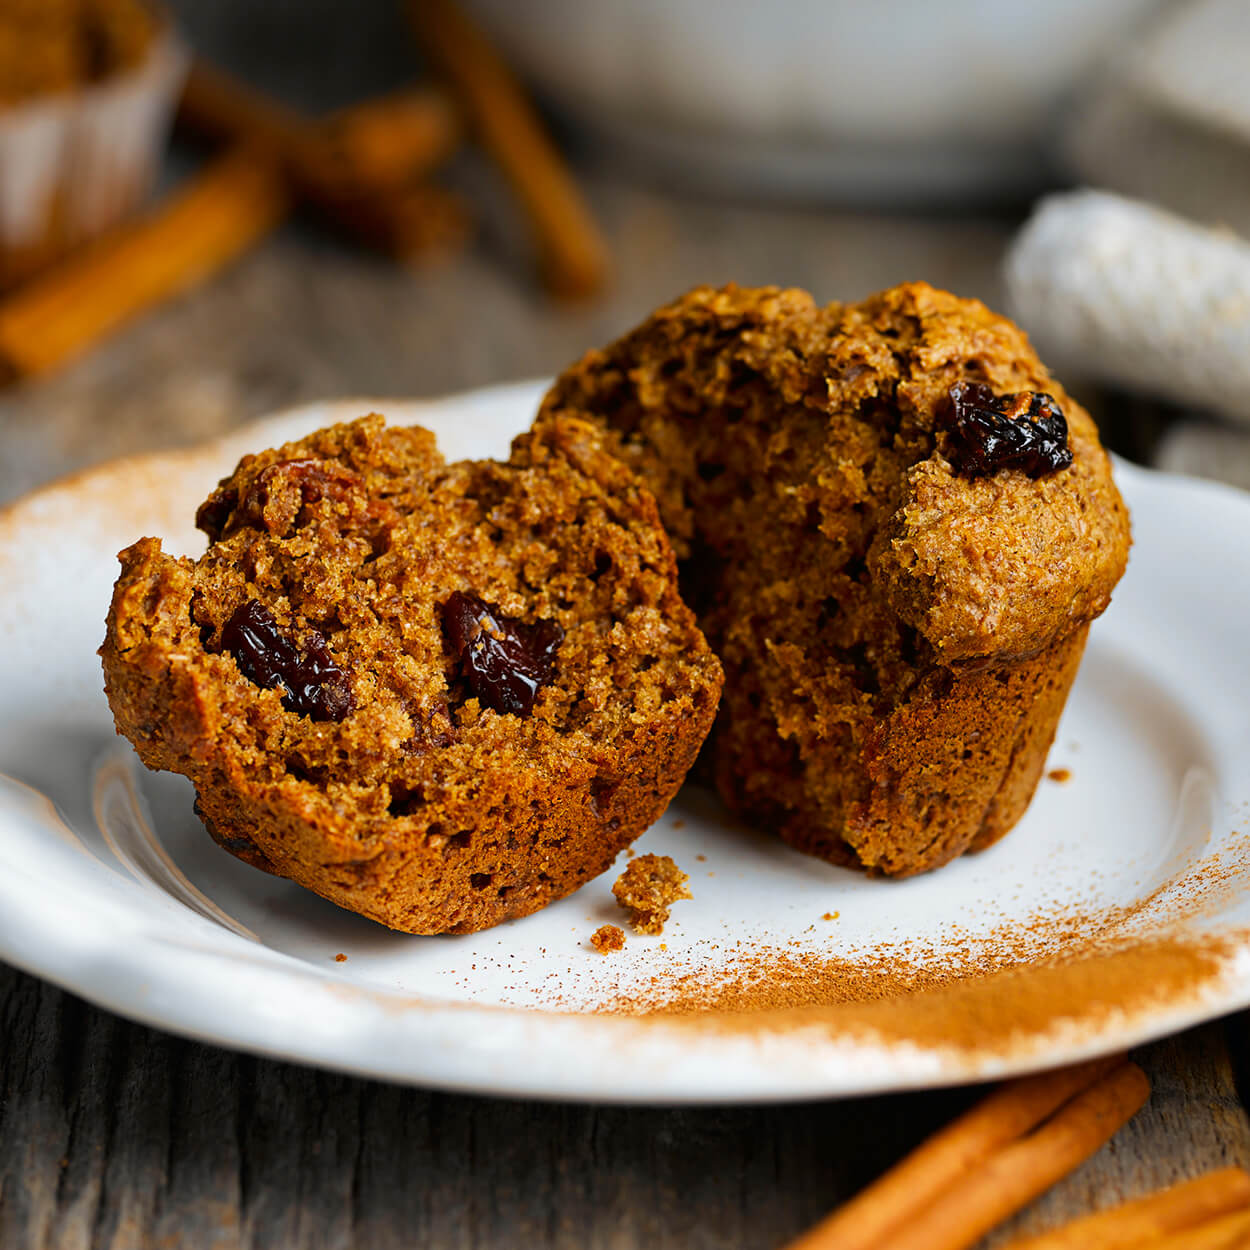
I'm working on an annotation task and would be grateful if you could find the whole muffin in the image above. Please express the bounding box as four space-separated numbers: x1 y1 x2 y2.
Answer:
538 282 1131 876
101 414 722 934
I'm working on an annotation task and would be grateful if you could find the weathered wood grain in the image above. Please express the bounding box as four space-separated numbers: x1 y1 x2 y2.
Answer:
3 963 1249 1250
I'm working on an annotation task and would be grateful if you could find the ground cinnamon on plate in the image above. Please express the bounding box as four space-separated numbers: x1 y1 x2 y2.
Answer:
582 823 1250 1057
596 932 1235 1060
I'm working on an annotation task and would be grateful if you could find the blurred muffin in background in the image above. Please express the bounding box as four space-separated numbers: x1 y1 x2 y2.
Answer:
0 0 186 289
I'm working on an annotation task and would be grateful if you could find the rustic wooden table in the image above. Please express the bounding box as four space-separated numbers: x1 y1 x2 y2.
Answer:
1 165 1249 1248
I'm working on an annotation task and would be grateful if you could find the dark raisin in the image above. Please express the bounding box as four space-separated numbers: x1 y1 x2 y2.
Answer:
944 382 1073 479
195 488 237 539
199 459 364 539
442 591 563 717
221 600 355 722
242 458 364 533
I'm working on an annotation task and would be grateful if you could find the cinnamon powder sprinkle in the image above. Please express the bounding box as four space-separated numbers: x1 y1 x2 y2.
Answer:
594 930 1236 1057
584 834 1250 1054
323 829 1250 1069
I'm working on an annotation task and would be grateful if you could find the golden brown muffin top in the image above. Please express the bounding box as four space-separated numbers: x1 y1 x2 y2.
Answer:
0 0 157 104
545 281 1131 666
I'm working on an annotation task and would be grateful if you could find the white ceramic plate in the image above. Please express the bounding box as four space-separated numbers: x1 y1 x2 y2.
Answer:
2 383 1250 1105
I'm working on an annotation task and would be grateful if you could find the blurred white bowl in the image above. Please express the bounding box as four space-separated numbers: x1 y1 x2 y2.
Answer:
464 0 1162 201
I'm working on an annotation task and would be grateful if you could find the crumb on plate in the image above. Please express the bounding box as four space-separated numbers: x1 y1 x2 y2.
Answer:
612 853 691 935
590 924 625 954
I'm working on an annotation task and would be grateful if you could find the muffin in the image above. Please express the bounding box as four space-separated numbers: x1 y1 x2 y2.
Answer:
0 0 187 289
537 282 1131 876
100 414 722 934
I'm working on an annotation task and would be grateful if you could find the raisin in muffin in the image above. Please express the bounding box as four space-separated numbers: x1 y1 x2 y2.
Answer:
101 414 722 934
537 282 1130 876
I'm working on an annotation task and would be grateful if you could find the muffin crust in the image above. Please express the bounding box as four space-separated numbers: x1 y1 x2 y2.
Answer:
101 414 722 933
538 282 1130 875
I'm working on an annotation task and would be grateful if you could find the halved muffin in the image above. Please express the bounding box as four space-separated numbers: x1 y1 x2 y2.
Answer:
101 414 722 933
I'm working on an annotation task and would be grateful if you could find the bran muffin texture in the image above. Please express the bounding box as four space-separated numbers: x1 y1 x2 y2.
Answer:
537 282 1131 876
101 414 722 934
612 853 691 935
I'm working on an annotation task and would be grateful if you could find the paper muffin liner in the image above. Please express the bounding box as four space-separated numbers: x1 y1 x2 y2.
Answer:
0 21 188 289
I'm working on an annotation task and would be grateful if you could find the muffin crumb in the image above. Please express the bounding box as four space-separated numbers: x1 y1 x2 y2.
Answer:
612 853 691 935
590 924 625 954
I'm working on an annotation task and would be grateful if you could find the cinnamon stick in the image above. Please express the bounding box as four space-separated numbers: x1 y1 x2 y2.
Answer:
316 182 471 264
0 145 289 378
1152 1207 1250 1250
1003 1168 1250 1249
875 1062 1150 1250
177 58 303 152
179 59 461 190
783 1056 1125 1250
178 58 468 260
406 0 609 297
316 87 462 191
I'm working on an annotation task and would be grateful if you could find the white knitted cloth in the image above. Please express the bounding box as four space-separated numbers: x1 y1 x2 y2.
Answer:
1005 190 1250 424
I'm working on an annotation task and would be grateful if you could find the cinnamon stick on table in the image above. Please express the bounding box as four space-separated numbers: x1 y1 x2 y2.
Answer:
316 87 463 191
177 58 469 259
1003 1167 1250 1249
0 145 288 379
785 1056 1123 1250
784 1057 1151 1250
179 59 462 193
407 0 609 298
0 66 471 382
1153 1207 1250 1250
